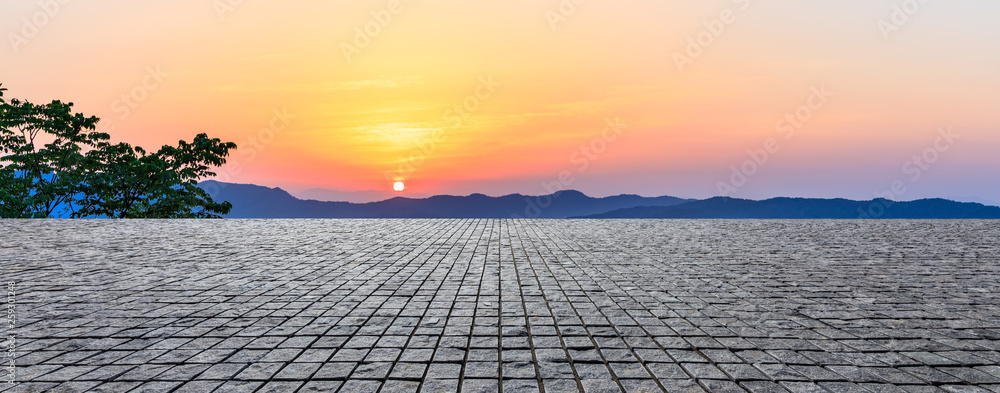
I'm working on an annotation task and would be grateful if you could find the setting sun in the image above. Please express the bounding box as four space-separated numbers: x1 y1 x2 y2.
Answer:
393 181 405 192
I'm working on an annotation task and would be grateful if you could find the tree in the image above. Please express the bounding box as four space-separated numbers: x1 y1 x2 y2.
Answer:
75 135 236 218
0 84 237 218
0 88 103 218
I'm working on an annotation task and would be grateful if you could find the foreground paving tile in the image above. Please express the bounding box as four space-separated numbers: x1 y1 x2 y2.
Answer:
2 219 999 392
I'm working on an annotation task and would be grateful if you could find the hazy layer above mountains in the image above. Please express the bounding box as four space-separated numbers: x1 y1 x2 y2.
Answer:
293 188 429 204
200 180 1000 219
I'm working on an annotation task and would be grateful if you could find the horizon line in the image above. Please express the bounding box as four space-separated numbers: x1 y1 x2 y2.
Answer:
199 180 1000 207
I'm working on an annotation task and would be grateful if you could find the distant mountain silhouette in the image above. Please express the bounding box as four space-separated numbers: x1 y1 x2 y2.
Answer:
294 188 429 203
198 181 1000 219
577 197 1000 219
199 180 693 218
946 196 1000 207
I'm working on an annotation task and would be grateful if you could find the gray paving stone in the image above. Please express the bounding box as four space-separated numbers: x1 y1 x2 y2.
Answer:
581 379 625 393
171 380 224 393
381 379 421 393
740 380 791 393
213 380 264 393
112 364 171 382
123 380 180 393
4 219 999 390
257 381 304 393
75 381 142 392
420 378 459 392
196 363 247 380
152 364 211 381
424 362 461 379
939 367 1000 384
274 362 322 380
76 365 134 381
338 377 389 392
351 362 393 380
43 381 101 393
299 380 342 392
718 363 770 381
699 379 746 393
900 387 948 393
778 381 828 393
681 363 728 380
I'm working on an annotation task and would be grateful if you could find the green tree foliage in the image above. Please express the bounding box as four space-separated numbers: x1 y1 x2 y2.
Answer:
0 84 237 218
76 135 237 218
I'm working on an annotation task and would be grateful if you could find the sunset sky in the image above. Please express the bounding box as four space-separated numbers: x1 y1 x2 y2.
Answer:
3 1 999 202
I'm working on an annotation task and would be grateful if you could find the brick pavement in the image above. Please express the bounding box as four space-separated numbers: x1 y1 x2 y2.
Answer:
2 219 999 392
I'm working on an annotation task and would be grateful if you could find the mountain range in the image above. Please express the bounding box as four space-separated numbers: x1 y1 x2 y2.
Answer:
199 180 1000 219
199 180 692 218
578 197 1000 219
